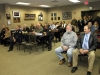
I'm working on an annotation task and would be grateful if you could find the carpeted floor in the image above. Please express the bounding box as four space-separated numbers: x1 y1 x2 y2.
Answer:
0 42 100 75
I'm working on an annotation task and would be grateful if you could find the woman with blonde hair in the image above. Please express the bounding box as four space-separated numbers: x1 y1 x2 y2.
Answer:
3 27 11 46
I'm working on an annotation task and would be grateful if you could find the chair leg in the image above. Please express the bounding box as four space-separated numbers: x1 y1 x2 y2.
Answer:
35 45 38 51
24 46 25 53
42 45 44 51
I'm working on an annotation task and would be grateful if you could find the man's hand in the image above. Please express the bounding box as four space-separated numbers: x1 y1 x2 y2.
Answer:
79 49 84 55
83 50 89 54
61 46 69 51
79 49 89 55
43 32 47 35
33 31 36 35
13 37 16 42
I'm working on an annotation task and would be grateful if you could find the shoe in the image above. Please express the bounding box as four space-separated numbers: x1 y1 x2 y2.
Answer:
86 71 91 75
71 67 78 73
8 50 12 52
59 58 66 65
68 62 72 67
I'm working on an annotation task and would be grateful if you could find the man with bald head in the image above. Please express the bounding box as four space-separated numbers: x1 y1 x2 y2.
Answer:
71 25 98 75
55 25 77 67
34 23 43 33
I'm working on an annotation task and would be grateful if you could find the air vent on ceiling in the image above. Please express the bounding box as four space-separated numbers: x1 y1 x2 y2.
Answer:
51 0 59 2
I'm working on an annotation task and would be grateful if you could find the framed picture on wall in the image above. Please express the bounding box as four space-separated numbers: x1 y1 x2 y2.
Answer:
24 14 35 20
51 17 53 20
58 17 60 20
54 13 57 16
13 11 20 17
51 13 53 16
6 14 11 19
38 15 43 21
62 12 72 20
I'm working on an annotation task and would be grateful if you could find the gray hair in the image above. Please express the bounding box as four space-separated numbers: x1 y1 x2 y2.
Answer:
67 24 73 29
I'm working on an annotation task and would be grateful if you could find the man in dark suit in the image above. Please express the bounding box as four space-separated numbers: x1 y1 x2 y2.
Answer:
78 17 82 32
81 16 88 32
8 26 22 52
0 25 6 44
71 25 98 75
40 25 53 51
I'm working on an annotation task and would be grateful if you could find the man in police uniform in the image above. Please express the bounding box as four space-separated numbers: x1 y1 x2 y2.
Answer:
8 26 22 52
41 25 53 51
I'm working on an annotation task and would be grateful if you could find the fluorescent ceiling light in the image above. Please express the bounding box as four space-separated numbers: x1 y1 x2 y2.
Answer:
69 0 80 3
16 2 31 5
39 5 50 7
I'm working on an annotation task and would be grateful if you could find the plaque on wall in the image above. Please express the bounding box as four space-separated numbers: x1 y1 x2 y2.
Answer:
38 15 43 21
13 17 20 23
62 12 72 20
24 14 35 20
58 17 60 20
6 14 11 19
13 11 20 17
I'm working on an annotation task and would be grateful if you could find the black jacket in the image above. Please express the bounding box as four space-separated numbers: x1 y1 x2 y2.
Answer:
14 30 22 42
77 32 98 51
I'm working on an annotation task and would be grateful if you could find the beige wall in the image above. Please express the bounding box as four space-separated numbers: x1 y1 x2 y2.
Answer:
0 4 5 30
0 1 100 30
10 5 48 29
47 1 100 24
0 4 48 30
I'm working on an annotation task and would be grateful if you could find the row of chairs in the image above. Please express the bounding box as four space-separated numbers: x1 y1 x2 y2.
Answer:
16 33 56 54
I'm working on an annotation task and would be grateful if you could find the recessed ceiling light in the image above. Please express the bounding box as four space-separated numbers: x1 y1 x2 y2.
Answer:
69 0 80 3
39 5 50 7
16 2 31 5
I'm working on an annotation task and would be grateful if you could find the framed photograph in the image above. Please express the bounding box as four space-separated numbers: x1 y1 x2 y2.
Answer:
51 13 53 16
58 17 60 20
62 12 72 20
13 17 20 23
54 13 57 16
51 17 53 20
24 14 35 20
38 15 43 21
6 14 11 19
13 11 20 17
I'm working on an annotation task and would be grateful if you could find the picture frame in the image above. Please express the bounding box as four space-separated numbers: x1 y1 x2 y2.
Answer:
51 17 53 20
38 15 43 21
62 12 72 20
54 13 57 16
13 11 20 17
58 17 60 20
24 14 35 20
13 17 20 23
51 13 53 16
6 14 11 19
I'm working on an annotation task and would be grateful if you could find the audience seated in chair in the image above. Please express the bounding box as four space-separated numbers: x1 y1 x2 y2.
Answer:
55 25 77 67
8 25 22 52
71 25 98 75
3 27 11 46
0 25 6 45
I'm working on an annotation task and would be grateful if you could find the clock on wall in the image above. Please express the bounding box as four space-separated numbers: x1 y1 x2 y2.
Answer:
89 6 93 10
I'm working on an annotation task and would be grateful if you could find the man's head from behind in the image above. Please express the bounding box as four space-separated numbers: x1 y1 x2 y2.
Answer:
88 22 92 27
84 25 91 34
36 23 40 28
